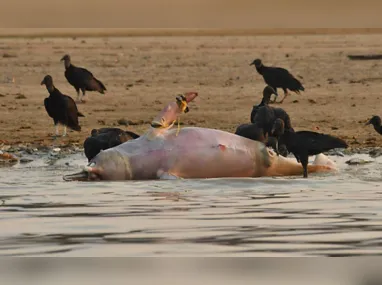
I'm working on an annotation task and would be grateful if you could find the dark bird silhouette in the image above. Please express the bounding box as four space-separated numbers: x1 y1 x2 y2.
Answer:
250 58 305 103
366 115 382 135
252 105 293 137
250 85 278 123
265 118 287 156
235 123 266 143
83 128 140 161
41 75 84 137
235 120 289 157
266 136 288 157
276 127 348 178
61 54 106 103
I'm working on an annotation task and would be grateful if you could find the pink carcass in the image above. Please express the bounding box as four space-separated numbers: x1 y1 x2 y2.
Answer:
63 92 336 181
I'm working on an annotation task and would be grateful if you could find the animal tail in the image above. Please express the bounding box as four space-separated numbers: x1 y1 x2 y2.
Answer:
78 111 85 117
95 78 107 93
320 135 348 151
68 124 81 132
289 77 305 92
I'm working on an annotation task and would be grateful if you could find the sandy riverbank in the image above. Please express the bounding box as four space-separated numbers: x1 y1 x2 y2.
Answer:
0 31 381 150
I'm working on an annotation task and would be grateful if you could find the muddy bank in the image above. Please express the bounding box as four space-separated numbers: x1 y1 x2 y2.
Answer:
0 143 83 167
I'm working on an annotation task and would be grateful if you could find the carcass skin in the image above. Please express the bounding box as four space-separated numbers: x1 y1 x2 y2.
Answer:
63 92 336 181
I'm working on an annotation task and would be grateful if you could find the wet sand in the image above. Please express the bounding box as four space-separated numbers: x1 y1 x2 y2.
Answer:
0 31 382 149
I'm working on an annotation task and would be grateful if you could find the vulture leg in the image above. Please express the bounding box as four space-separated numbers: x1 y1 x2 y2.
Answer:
300 154 309 178
54 124 59 137
271 87 278 103
62 126 67 137
279 88 289 104
75 88 81 103
275 139 280 156
81 89 87 102
293 153 301 163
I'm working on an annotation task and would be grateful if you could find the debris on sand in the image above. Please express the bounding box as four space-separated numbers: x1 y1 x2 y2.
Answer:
369 148 382 158
327 78 337 84
20 158 34 164
15 94 26 99
117 118 129 126
3 53 17 58
325 149 345 157
345 158 373 165
347 54 382 60
0 151 18 165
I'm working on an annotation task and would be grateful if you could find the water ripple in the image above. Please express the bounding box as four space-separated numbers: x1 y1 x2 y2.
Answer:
0 153 382 256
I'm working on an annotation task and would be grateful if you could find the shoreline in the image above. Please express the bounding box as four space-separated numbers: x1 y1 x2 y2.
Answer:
2 28 382 38
1 142 382 167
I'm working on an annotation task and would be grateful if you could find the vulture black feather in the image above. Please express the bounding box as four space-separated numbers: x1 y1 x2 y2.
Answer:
234 123 266 143
250 85 278 123
250 58 305 103
61 54 107 103
83 128 140 161
41 75 84 137
276 127 348 178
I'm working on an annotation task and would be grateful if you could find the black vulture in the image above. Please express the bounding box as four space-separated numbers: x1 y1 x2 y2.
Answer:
235 120 289 157
265 118 286 156
265 136 288 157
41 75 84 137
250 85 278 123
83 128 140 161
366 115 382 135
61 54 107 103
279 128 348 178
234 123 266 143
252 105 293 137
250 58 305 103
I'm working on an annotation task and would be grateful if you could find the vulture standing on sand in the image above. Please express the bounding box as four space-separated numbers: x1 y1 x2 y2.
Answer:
366 115 382 135
61 54 107 103
272 122 348 178
41 75 84 137
250 59 305 103
83 128 140 161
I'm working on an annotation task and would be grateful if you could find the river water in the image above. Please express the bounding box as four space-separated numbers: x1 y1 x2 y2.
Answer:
0 152 381 257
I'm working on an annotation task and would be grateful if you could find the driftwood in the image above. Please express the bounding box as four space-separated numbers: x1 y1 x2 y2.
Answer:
347 54 382 60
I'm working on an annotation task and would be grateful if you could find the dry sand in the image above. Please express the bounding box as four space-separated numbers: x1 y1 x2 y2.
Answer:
0 31 382 149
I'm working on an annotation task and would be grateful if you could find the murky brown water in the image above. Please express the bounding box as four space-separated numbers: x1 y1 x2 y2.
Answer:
0 152 381 256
